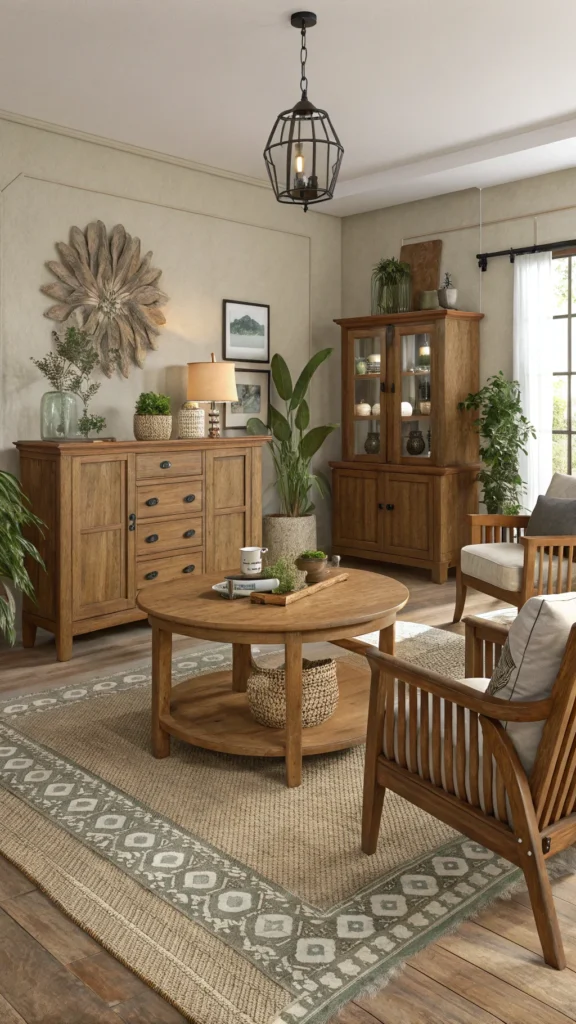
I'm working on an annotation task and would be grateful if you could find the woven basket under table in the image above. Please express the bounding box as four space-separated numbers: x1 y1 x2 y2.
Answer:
247 658 339 729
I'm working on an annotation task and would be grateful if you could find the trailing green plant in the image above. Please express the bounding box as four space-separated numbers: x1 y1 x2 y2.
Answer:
135 392 171 416
0 471 45 645
458 371 536 514
371 257 411 314
299 550 327 560
246 350 337 517
263 557 300 594
32 326 109 437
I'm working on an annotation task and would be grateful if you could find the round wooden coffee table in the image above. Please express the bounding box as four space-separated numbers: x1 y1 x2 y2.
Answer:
137 568 409 787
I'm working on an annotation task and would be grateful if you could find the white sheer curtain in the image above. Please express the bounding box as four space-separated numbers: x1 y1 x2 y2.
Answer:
513 252 553 511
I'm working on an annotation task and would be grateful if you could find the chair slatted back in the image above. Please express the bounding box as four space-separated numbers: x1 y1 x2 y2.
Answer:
530 625 576 829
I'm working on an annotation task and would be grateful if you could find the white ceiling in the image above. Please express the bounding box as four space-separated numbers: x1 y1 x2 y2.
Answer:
2 0 576 215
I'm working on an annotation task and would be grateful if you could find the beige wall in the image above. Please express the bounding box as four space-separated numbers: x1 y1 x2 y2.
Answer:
0 117 342 543
342 168 576 383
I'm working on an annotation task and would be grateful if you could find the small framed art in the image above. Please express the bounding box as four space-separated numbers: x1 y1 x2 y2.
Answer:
222 300 270 363
224 368 270 431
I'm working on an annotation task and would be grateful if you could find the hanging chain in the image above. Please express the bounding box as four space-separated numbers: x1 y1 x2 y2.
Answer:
300 24 308 96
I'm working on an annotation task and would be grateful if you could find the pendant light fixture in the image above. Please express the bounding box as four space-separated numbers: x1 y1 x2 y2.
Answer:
263 12 344 212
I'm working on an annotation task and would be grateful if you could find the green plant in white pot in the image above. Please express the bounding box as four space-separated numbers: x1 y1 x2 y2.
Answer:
247 349 337 580
0 471 44 644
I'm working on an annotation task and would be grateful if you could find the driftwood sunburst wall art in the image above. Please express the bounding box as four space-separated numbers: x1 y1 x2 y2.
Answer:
41 221 168 377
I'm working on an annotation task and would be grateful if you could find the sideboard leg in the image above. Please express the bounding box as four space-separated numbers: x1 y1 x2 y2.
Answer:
22 618 37 649
431 563 449 585
232 643 252 692
284 633 303 788
152 625 172 758
56 625 73 662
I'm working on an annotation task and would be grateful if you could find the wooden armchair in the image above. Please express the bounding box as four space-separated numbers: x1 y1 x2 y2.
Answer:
361 615 576 969
453 513 576 622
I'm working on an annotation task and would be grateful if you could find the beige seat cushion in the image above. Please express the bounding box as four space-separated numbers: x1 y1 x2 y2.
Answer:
461 542 570 593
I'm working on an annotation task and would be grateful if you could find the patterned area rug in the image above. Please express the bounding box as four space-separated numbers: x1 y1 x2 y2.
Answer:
0 624 519 1024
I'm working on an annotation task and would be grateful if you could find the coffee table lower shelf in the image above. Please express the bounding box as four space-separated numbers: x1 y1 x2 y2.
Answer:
159 658 371 758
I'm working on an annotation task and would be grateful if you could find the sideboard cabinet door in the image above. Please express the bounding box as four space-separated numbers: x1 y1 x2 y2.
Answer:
205 447 259 573
380 473 433 560
71 454 136 620
332 469 380 551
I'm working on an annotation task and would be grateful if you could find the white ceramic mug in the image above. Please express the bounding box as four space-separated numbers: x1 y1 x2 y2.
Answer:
240 546 268 576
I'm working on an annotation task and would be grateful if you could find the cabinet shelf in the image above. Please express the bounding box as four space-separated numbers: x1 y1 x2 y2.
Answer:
402 370 430 376
353 414 379 421
401 414 431 421
354 373 381 380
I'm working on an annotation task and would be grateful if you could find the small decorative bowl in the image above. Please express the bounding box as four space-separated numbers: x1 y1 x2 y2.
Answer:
295 557 330 585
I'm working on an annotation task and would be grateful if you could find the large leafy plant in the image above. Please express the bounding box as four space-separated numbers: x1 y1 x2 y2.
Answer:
0 472 45 644
247 349 337 517
458 372 536 514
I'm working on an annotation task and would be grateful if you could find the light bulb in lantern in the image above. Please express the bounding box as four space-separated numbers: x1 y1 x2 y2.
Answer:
294 143 307 188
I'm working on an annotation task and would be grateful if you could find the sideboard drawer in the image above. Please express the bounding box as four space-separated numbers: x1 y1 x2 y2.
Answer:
137 479 203 518
137 551 204 589
137 514 203 556
136 451 203 481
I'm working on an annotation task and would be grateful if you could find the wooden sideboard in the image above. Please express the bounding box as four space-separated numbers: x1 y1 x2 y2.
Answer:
15 437 268 661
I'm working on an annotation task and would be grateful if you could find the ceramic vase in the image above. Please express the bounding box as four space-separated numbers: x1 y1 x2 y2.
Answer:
406 429 426 456
364 431 380 455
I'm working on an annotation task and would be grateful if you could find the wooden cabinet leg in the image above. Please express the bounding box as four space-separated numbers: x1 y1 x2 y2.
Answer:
152 625 172 758
431 563 449 585
232 643 252 692
284 634 303 788
56 627 73 662
21 619 37 649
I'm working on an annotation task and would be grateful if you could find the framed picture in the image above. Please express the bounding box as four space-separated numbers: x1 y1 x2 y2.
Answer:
222 300 270 363
224 368 270 431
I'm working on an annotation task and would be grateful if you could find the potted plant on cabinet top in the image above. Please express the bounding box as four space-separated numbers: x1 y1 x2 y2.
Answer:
0 471 44 644
31 326 110 439
438 272 458 309
247 349 337 579
458 371 536 513
134 392 172 440
371 257 411 314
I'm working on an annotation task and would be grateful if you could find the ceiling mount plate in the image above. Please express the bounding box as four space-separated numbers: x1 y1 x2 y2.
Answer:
290 11 317 29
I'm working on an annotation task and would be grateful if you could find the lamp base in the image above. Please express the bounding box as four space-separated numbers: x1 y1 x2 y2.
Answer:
208 403 221 439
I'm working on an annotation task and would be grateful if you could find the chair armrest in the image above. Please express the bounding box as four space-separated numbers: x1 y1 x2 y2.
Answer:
365 648 551 722
520 534 576 548
463 615 510 677
467 514 530 545
519 535 576 601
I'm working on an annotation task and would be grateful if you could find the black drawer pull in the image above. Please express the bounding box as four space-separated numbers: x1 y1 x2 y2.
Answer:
183 529 196 538
146 534 159 544
378 503 384 510
144 570 158 580
184 494 196 503
386 503 395 511
160 460 171 469
145 497 159 507
182 564 195 574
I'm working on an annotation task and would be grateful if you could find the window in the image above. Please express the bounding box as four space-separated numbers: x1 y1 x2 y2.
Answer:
552 253 576 474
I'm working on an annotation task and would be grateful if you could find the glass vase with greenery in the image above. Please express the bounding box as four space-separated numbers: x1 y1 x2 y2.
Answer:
32 326 108 439
458 371 536 513
246 350 337 517
0 471 44 644
371 257 411 314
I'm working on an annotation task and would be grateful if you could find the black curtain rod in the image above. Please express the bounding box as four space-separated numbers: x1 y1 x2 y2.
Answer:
476 239 576 271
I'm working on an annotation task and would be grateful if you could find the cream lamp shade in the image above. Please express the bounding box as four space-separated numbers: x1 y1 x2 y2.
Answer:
187 353 238 402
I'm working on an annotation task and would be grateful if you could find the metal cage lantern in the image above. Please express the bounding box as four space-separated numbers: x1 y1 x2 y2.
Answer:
264 12 344 212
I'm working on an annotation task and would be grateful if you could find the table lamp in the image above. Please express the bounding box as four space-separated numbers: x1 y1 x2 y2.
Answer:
183 353 238 438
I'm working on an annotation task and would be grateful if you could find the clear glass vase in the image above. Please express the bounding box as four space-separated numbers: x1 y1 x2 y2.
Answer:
40 391 81 440
371 274 411 314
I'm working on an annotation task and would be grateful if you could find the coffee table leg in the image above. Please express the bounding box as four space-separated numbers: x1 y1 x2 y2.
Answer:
379 622 395 656
232 644 252 692
152 625 172 758
284 633 303 788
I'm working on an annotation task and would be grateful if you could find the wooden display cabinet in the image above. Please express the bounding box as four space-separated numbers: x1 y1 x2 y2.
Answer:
330 310 483 582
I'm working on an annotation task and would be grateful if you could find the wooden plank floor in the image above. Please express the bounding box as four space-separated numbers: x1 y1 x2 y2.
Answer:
0 563 575 1024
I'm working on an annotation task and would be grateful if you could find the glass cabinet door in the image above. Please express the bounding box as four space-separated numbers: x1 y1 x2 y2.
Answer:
351 331 386 459
398 328 433 461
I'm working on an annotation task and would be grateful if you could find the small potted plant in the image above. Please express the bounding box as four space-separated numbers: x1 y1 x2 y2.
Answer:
296 549 329 584
262 557 301 593
134 392 172 440
438 272 458 309
371 257 411 314
0 471 44 644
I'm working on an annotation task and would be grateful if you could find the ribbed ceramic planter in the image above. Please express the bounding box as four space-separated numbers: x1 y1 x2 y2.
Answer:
133 414 173 441
262 514 317 589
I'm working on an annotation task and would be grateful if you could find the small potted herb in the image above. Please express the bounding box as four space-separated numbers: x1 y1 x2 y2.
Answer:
438 272 458 309
134 392 172 441
296 549 329 584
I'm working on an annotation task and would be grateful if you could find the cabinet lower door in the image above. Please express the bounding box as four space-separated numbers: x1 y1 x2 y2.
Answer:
72 454 136 619
205 447 258 573
333 470 380 550
381 473 433 560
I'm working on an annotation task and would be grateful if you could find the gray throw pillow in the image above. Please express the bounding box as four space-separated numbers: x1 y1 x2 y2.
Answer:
525 495 576 537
